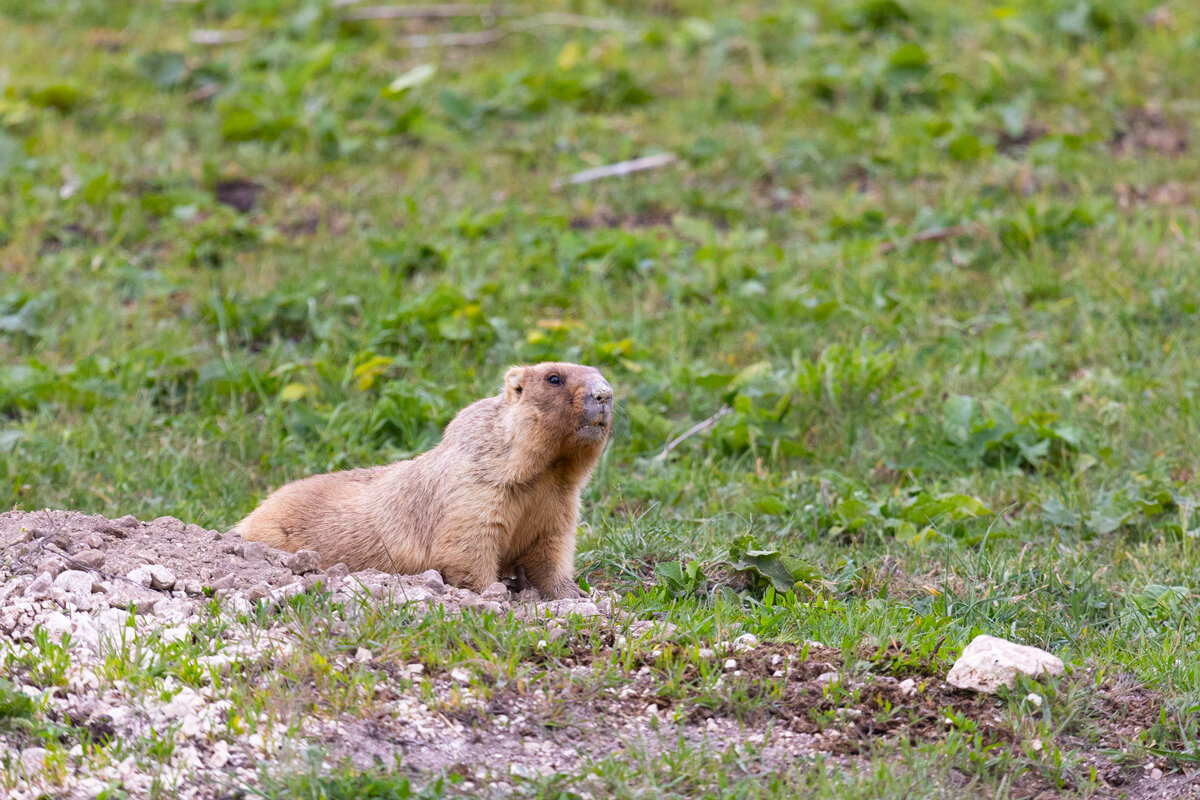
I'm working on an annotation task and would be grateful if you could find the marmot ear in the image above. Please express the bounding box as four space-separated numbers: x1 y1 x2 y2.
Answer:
504 366 525 403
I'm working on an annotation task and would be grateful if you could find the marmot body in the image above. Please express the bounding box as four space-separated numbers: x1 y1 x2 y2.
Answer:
234 362 613 599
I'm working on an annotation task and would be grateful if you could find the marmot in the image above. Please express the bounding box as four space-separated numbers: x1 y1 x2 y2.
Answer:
234 362 613 599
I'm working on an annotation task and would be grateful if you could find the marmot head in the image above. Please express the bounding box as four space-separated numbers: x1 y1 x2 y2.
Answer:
504 362 614 450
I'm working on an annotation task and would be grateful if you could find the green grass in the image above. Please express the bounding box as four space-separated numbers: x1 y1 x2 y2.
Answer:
3 0 1200 795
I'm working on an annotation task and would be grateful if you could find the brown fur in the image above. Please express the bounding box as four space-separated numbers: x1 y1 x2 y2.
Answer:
233 362 613 599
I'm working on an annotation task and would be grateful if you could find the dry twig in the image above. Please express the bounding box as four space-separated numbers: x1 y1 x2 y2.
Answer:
878 223 978 254
552 153 679 189
341 3 522 21
655 406 733 462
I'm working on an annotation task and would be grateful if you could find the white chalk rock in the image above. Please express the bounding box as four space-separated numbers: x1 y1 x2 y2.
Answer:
946 635 1064 693
54 570 100 596
126 564 176 591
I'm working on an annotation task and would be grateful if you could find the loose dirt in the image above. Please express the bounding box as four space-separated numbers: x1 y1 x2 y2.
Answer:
1 511 1195 799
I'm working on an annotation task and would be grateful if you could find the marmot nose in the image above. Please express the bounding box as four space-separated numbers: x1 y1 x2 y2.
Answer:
590 383 613 404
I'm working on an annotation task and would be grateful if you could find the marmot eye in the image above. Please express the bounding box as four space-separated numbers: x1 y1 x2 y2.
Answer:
547 374 562 386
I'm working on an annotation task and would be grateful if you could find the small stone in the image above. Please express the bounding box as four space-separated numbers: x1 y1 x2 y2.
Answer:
127 565 176 590
481 581 509 601
816 671 839 685
697 648 716 660
1025 692 1043 708
946 635 1064 694
396 585 433 604
106 581 161 613
355 648 373 663
242 541 268 562
898 678 917 696
462 597 503 614
209 574 236 592
183 581 206 597
20 747 46 776
209 740 230 769
450 666 472 684
246 583 270 602
35 555 66 578
724 658 738 672
1150 768 1164 780
733 633 759 652
41 612 73 642
286 549 321 575
406 663 425 675
706 718 720 733
150 516 185 533
72 549 107 569
25 572 54 598
70 615 100 653
542 599 601 619
326 562 350 579
54 570 100 596
115 515 139 528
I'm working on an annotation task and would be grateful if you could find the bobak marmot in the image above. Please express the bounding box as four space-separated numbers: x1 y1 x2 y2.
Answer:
234 362 613 599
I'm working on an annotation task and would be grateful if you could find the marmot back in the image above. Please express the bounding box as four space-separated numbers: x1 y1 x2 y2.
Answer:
234 362 613 599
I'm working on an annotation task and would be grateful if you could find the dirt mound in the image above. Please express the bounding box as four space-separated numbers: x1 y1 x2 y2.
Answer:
0 509 573 626
0 511 1192 800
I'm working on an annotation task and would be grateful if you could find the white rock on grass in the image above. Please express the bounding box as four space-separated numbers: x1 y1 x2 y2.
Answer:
946 635 1064 693
733 633 759 652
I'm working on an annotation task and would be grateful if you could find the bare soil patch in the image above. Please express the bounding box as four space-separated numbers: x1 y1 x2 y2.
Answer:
1110 107 1189 157
0 512 1194 799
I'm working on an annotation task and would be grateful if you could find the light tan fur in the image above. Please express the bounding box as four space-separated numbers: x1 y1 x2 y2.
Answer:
233 362 613 599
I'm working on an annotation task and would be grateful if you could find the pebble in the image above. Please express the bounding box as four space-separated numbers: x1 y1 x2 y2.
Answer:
355 648 373 663
41 611 73 642
326 562 350 579
724 658 738 672
209 741 230 769
286 549 321 575
35 554 67 578
126 565 177 591
19 747 46 776
24 572 54 598
209 574 236 592
733 633 759 652
816 671 839 685
898 678 918 696
72 549 107 569
55 569 101 596
421 569 445 592
450 667 472 684
481 581 509 601
241 542 268 562
106 581 162 613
